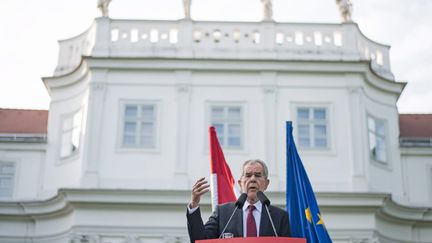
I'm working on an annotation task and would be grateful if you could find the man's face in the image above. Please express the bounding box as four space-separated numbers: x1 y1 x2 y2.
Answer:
238 163 270 203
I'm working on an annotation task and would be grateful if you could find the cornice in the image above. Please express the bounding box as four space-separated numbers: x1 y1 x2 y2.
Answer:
0 191 71 219
1 189 430 224
83 57 405 96
0 142 46 151
42 60 89 93
400 147 432 156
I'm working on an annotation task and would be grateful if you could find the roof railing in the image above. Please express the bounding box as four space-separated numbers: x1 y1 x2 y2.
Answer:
400 137 432 147
54 19 393 80
0 133 47 143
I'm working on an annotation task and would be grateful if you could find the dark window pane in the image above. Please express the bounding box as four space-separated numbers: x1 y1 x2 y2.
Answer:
297 108 309 120
228 107 241 121
298 125 310 138
124 122 137 133
314 125 326 136
299 138 310 147
314 108 326 120
211 107 224 120
141 106 154 120
228 137 241 147
315 138 327 148
123 135 135 145
125 105 138 118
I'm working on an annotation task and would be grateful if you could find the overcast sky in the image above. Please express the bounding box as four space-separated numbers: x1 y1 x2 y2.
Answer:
0 0 431 113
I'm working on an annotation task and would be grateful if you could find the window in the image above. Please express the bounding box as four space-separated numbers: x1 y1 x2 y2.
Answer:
210 105 243 149
60 111 82 158
296 107 328 149
368 116 387 162
0 162 15 198
122 104 156 148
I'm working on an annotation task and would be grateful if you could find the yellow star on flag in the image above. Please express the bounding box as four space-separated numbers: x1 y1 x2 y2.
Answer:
305 207 312 223
317 213 324 225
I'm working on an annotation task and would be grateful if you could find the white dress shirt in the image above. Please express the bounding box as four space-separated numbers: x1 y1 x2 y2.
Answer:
242 200 262 237
187 200 263 237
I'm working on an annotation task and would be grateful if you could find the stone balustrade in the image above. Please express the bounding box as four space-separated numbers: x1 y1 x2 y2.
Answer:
54 18 393 79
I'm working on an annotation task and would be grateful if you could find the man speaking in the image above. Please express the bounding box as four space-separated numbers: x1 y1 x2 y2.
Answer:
186 159 291 242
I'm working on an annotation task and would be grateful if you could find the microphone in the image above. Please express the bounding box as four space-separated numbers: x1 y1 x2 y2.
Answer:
257 191 270 206
235 193 248 208
219 193 247 238
257 191 278 237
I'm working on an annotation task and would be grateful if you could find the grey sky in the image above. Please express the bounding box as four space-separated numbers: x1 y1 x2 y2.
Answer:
0 0 430 113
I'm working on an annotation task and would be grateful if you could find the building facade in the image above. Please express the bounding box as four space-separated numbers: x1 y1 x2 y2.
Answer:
1 3 432 243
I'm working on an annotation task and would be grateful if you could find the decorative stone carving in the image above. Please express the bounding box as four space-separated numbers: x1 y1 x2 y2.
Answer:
262 85 276 94
97 0 112 17
124 235 138 243
371 237 380 243
350 238 380 243
91 83 106 91
348 86 362 94
176 84 191 93
336 0 353 22
261 0 273 21
69 234 98 243
164 236 187 243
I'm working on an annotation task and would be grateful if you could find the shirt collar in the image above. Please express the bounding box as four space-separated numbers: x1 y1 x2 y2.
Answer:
243 199 262 213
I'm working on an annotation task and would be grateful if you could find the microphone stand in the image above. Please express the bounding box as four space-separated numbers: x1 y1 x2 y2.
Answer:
257 191 278 237
263 203 278 237
218 207 239 238
218 193 248 238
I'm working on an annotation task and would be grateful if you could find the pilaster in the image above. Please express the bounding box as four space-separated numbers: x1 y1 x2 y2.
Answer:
81 70 108 187
173 70 192 189
348 87 368 191
261 71 279 188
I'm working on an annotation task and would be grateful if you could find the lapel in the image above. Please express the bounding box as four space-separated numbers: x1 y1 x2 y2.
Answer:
234 206 243 237
259 205 271 236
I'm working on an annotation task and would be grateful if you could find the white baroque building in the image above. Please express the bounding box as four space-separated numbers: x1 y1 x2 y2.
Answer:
1 2 432 243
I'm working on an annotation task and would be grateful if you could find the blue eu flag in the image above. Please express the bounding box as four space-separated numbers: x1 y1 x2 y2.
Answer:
285 121 332 243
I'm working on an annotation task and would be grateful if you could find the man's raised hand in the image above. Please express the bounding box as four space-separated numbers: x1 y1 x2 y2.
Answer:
190 177 210 208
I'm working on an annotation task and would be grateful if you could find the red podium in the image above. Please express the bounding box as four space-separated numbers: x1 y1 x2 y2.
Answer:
197 237 306 243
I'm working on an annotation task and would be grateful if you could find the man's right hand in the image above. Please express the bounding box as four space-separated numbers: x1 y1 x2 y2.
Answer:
189 177 210 209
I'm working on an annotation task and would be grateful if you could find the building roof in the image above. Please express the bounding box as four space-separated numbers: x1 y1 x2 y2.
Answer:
399 114 432 138
0 108 48 134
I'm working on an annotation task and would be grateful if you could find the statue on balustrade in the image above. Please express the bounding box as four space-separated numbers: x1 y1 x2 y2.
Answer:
336 0 353 22
97 0 112 17
261 0 273 21
183 0 192 19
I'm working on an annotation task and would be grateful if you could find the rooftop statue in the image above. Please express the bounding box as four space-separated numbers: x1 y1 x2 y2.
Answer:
261 0 273 21
97 0 112 17
183 0 192 19
336 0 353 22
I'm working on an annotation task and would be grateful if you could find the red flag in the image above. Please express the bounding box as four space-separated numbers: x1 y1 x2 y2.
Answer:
209 126 237 210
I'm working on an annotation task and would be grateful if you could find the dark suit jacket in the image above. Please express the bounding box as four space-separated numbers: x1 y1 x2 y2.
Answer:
187 202 291 243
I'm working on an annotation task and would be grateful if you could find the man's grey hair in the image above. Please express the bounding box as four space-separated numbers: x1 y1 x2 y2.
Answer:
241 159 269 179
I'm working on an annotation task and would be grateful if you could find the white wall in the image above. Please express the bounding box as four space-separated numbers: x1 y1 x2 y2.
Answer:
0 143 45 200
401 148 432 206
41 68 90 197
362 84 405 201
41 58 410 198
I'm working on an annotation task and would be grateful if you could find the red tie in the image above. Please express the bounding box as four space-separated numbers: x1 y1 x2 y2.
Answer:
247 205 257 237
